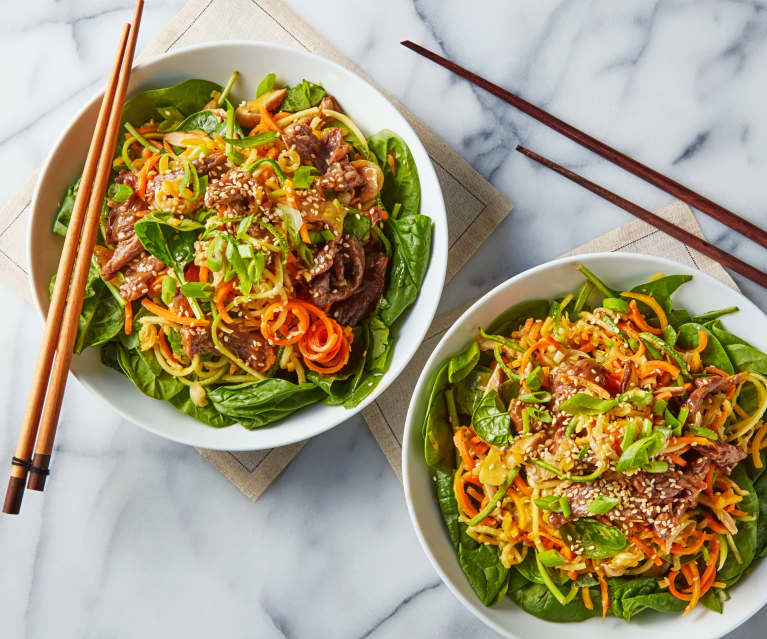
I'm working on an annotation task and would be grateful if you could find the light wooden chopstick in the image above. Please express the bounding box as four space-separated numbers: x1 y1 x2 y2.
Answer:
3 0 144 515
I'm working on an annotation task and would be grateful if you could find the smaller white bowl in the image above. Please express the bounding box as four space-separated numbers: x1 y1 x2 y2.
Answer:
27 41 448 450
402 253 767 639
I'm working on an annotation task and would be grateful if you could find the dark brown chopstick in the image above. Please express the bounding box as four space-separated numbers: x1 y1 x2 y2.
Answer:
401 40 767 251
516 145 767 289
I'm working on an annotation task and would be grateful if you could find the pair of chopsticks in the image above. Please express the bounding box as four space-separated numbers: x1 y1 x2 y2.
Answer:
2 0 144 516
401 40 767 289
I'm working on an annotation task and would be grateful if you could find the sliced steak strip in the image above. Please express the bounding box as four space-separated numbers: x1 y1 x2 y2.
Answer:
220 325 277 371
331 247 388 326
101 234 144 281
551 358 611 407
282 123 351 172
548 467 707 539
117 253 165 301
308 234 365 308
685 373 747 419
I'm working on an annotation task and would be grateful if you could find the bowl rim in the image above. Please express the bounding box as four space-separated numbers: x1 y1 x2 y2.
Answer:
27 39 448 450
402 252 767 638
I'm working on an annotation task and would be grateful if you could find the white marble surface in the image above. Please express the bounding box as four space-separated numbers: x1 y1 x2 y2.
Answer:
2 1 767 637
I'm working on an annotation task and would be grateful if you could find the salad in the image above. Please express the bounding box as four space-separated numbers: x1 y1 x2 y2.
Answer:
422 265 767 622
52 72 432 428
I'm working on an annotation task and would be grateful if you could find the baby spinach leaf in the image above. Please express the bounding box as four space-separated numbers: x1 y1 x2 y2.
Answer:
472 390 511 447
367 129 421 217
421 362 449 439
208 379 324 427
111 342 185 400
424 392 455 474
754 470 767 557
175 109 230 136
509 582 599 622
448 342 480 384
676 322 734 374
559 393 617 415
169 388 235 428
122 79 223 128
718 465 759 584
256 72 276 98
560 519 628 559
281 79 326 112
454 368 491 416
608 577 685 620
377 213 432 326
365 314 391 374
724 343 767 377
134 217 196 269
435 470 510 606
343 207 372 240
486 299 550 336
53 178 79 237
630 274 692 315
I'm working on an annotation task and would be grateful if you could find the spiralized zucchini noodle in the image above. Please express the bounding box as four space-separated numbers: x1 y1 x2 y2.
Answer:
425 266 767 619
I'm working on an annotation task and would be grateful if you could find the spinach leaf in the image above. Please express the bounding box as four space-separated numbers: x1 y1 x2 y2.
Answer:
308 324 370 406
560 519 628 559
110 341 185 400
169 389 235 428
122 79 223 128
367 129 421 217
630 274 692 316
454 368 491 416
256 72 276 98
377 213 432 326
513 550 544 584
676 322 734 373
343 207 372 240
134 217 197 269
472 390 511 447
175 109 230 136
448 342 480 384
208 379 324 428
718 464 759 584
754 470 767 557
724 343 767 376
281 79 326 112
422 362 449 439
559 393 617 415
608 577 685 620
55 261 124 354
508 582 599 622
53 177 79 237
424 392 455 473
486 299 550 336
435 470 510 605
365 314 391 373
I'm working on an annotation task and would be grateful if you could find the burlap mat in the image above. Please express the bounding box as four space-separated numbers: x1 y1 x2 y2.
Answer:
0 0 512 502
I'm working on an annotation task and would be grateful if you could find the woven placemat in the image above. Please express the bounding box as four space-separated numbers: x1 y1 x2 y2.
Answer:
0 0 512 502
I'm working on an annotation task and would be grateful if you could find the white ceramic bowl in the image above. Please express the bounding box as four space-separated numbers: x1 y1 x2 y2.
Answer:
403 253 767 639
28 41 448 450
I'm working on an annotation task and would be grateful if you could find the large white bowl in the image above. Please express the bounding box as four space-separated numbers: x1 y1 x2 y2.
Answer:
403 253 767 639
28 41 448 450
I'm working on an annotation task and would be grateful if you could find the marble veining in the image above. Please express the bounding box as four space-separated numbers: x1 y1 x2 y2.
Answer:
1 1 767 637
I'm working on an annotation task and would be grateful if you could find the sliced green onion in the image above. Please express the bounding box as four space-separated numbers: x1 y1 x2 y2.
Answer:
217 70 239 106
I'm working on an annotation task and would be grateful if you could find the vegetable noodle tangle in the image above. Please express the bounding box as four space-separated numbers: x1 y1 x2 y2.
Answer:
51 72 434 429
423 265 767 621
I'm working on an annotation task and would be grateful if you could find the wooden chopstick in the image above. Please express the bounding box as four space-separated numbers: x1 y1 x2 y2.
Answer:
25 0 145 494
516 145 767 289
2 0 143 514
400 40 767 251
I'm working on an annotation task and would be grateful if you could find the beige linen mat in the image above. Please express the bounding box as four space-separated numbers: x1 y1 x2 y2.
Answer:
0 0 511 502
